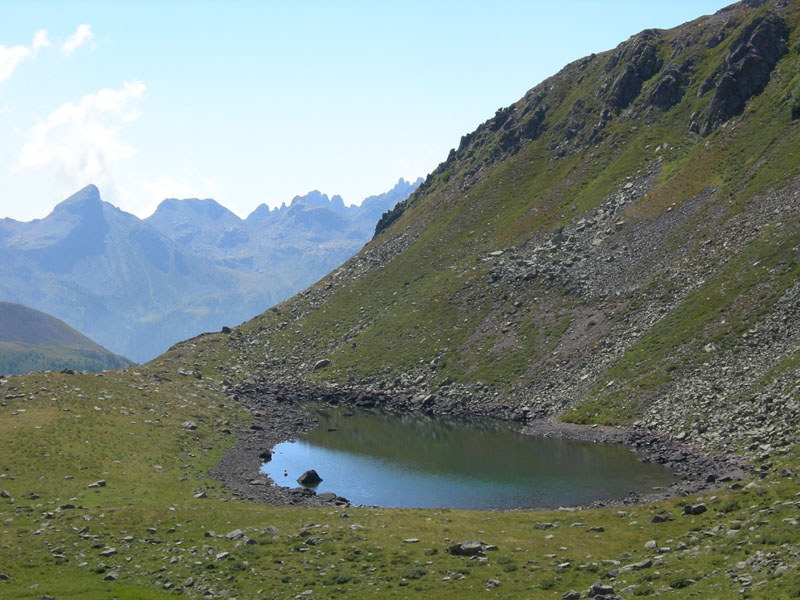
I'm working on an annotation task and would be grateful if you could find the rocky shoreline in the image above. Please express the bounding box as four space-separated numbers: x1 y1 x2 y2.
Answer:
209 381 750 509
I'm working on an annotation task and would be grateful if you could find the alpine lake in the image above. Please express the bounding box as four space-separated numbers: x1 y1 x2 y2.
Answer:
261 405 677 510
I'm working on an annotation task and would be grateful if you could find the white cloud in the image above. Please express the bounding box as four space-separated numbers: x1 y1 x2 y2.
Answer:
32 30 50 55
61 24 94 54
16 81 147 193
0 29 49 82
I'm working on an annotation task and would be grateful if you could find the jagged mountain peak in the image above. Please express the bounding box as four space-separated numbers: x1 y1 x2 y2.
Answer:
2 177 420 361
52 184 103 215
289 190 346 211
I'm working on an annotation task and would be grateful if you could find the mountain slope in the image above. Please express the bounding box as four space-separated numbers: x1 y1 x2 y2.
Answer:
170 0 800 454
0 302 132 374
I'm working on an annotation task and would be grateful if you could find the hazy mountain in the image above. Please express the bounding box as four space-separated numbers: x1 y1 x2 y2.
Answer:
0 301 132 375
0 178 420 362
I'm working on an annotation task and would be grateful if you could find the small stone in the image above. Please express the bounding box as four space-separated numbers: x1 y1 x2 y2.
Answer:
588 526 604 532
0 490 9 498
194 492 207 499
644 540 658 551
184 577 195 587
226 529 244 540
181 421 197 430
304 536 324 546
215 551 230 560
0 573 10 580
403 538 420 543
103 572 118 581
99 548 117 557
313 359 331 371
562 592 580 600
87 480 106 488
650 514 671 523
262 525 279 535
627 559 653 571
485 578 501 589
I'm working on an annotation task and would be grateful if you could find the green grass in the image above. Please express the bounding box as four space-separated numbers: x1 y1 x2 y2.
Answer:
2 370 800 598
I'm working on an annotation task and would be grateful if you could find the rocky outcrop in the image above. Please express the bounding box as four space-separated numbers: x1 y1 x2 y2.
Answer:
698 13 788 135
648 62 690 110
604 34 663 111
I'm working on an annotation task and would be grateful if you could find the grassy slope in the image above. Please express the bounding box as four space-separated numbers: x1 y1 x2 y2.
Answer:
3 2 800 598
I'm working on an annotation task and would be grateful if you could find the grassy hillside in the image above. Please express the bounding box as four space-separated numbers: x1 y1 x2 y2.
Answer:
2 1 800 598
0 303 133 375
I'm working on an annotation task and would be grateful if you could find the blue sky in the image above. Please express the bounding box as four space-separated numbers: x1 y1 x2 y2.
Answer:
0 1 731 221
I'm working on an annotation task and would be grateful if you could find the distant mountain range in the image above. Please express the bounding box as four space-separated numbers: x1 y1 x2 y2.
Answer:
0 178 421 362
0 301 132 375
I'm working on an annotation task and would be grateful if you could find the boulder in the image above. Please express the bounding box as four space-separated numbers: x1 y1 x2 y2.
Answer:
588 581 615 597
296 470 323 486
447 541 484 556
682 503 707 515
313 359 331 371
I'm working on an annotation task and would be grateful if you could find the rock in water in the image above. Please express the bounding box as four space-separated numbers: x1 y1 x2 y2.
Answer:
297 469 323 486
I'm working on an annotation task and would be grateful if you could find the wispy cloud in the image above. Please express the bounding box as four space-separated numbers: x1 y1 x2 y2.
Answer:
61 24 94 54
16 81 147 192
0 29 49 82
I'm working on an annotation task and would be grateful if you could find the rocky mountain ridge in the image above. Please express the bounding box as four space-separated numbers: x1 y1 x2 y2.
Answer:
0 178 419 362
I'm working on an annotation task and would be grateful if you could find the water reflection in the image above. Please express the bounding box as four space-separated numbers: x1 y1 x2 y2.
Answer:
262 406 676 509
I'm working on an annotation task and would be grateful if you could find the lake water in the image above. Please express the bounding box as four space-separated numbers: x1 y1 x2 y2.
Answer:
261 406 677 509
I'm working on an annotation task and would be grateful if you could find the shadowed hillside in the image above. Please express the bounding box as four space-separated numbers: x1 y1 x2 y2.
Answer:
0 302 132 374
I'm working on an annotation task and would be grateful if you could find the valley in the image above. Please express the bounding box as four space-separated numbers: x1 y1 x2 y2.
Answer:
1 0 799 598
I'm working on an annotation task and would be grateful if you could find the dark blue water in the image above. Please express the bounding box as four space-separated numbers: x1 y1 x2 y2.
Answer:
262 406 676 509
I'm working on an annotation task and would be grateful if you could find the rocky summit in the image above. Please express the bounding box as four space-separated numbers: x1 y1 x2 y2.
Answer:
1 1 800 599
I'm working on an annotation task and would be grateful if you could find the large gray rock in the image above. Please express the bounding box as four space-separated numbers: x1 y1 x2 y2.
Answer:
447 541 484 556
297 470 322 486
